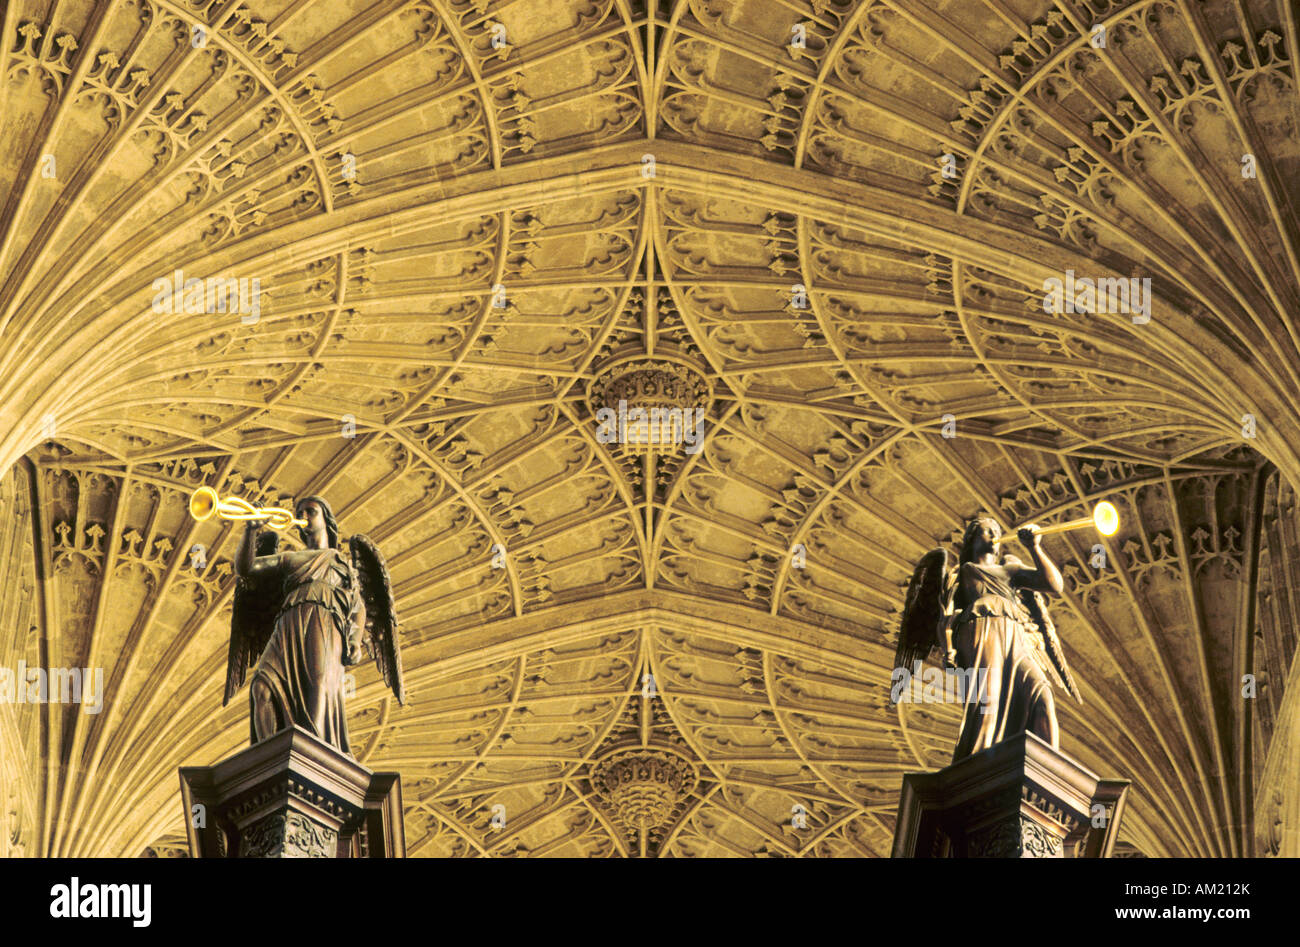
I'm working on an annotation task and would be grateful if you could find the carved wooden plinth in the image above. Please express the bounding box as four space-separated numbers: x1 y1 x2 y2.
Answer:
179 725 405 858
892 732 1129 858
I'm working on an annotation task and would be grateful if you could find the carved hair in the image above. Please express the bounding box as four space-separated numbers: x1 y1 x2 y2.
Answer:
294 495 339 549
959 514 1002 565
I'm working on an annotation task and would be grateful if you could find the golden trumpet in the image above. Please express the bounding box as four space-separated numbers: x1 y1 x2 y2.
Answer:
188 485 306 531
1029 501 1120 538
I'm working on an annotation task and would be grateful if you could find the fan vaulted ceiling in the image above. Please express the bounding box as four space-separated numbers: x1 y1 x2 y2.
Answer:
1 0 1298 857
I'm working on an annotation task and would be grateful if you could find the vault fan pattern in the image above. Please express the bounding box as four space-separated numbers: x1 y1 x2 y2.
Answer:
1 0 1298 857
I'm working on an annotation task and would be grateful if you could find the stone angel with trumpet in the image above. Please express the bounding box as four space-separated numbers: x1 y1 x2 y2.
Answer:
190 487 405 756
892 505 1115 762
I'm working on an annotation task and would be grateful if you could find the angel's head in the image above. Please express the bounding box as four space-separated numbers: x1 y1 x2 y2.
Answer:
960 514 1002 564
294 495 338 549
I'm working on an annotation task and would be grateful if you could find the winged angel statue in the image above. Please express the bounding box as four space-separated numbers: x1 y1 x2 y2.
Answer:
226 495 405 756
895 514 1080 763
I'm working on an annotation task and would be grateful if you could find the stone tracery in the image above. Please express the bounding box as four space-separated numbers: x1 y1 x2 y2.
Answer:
0 0 1297 857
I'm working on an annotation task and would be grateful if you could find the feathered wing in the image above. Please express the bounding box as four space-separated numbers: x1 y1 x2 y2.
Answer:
895 548 953 676
349 534 405 704
224 530 280 705
1020 589 1082 704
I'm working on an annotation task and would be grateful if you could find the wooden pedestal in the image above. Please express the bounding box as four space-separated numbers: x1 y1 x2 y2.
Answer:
179 725 404 858
892 731 1128 858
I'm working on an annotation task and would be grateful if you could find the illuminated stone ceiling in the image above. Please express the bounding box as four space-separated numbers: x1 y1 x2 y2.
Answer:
1 0 1298 857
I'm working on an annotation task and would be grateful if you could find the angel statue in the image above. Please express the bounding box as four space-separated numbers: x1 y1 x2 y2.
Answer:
226 495 405 757
895 513 1080 763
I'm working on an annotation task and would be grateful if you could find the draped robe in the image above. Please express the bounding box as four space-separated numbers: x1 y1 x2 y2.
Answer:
950 558 1058 762
248 545 362 755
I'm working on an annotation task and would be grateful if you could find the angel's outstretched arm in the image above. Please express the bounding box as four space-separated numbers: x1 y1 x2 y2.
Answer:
235 522 258 577
235 522 281 578
1010 527 1064 595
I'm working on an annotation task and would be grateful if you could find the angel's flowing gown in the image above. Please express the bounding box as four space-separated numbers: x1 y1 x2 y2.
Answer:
950 560 1057 762
249 546 358 755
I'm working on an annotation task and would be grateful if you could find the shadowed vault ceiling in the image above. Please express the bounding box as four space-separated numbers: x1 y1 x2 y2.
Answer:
1 0 1299 857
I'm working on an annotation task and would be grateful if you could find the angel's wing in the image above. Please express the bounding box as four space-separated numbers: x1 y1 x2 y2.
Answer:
895 548 953 674
224 530 280 705
1020 589 1082 704
349 534 405 705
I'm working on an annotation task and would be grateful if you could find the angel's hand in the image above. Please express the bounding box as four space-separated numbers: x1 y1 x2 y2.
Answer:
944 648 959 669
342 610 365 666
